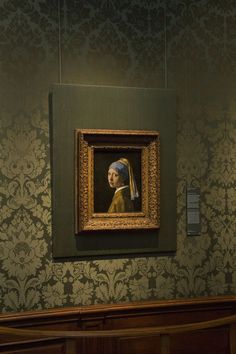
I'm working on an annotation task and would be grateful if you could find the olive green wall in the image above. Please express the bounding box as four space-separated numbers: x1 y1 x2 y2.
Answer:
0 0 236 311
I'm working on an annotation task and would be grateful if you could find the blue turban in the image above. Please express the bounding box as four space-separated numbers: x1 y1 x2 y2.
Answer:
109 161 129 181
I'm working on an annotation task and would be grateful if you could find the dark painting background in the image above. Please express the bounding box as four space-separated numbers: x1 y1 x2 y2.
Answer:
94 150 142 213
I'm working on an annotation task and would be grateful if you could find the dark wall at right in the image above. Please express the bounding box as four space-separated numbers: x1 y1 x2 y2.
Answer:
0 0 236 312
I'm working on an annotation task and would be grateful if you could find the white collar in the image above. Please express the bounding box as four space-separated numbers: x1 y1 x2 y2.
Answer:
115 185 129 194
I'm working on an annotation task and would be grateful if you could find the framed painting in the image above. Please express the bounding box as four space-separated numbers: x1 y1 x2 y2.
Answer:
75 129 160 233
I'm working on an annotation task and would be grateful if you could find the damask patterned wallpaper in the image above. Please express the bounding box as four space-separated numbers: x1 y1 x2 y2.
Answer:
0 0 236 312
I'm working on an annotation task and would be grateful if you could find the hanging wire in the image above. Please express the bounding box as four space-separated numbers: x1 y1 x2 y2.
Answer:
164 0 168 89
58 0 62 83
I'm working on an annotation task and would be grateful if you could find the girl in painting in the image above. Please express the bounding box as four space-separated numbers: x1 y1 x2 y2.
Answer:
107 158 139 213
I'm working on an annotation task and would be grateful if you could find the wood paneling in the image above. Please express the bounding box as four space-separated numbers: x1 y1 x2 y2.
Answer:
0 296 236 354
0 339 66 354
171 329 229 354
117 335 161 354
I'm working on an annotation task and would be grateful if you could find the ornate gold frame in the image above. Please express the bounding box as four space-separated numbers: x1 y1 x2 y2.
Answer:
75 129 160 233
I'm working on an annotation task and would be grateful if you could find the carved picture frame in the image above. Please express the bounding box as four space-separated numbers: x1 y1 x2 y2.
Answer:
75 129 160 233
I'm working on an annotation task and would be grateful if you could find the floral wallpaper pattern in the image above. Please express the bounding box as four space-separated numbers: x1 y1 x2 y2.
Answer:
0 0 236 312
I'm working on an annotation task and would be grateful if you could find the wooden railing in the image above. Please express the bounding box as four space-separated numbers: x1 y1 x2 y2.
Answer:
1 313 236 354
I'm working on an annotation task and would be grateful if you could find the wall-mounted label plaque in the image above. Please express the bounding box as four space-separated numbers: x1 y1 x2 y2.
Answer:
187 187 201 236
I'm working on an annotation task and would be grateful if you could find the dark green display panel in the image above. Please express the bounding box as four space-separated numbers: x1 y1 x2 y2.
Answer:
51 84 176 258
